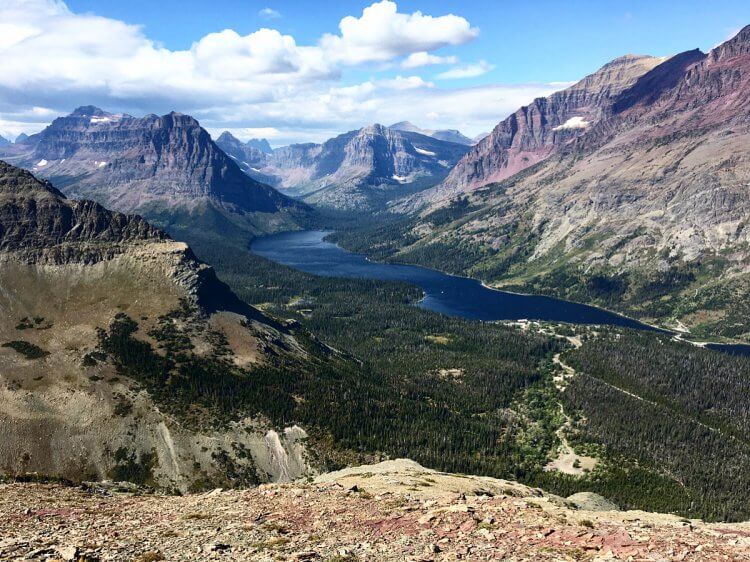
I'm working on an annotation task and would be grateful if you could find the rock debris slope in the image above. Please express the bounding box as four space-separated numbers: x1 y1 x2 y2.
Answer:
1 460 748 561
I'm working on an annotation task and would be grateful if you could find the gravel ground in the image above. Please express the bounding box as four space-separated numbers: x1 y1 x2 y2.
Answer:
2 461 750 561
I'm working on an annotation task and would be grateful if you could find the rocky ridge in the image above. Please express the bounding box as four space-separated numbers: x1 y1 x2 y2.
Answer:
1 460 748 561
403 53 666 209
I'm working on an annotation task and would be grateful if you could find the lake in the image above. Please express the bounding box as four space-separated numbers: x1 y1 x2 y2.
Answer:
251 230 657 330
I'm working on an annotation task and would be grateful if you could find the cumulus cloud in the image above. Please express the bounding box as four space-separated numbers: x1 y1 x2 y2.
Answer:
320 1 478 65
0 0 567 145
401 51 458 68
552 116 589 131
378 75 434 90
437 60 494 79
258 7 281 20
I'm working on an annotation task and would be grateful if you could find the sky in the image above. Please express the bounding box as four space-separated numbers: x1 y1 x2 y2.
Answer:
0 0 747 146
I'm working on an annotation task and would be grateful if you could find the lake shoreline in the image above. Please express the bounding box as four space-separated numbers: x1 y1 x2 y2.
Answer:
252 230 750 356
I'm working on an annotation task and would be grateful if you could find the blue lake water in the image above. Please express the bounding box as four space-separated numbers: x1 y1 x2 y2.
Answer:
251 230 658 331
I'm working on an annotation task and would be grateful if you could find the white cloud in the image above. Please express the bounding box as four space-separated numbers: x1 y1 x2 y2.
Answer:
378 75 434 90
258 7 281 20
438 60 494 79
320 1 478 65
401 51 458 68
552 116 589 131
0 0 569 146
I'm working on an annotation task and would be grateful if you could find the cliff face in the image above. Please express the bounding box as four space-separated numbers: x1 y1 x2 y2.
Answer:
0 161 314 490
0 108 307 240
0 161 164 260
406 54 666 208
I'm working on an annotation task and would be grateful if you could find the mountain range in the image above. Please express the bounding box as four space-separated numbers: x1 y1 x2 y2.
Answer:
0 106 309 247
220 124 471 211
388 121 475 145
3 21 750 533
347 25 750 339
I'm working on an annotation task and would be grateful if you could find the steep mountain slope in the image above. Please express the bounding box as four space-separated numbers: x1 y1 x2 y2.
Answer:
389 120 474 145
348 27 750 338
403 53 667 209
262 124 469 210
0 107 309 245
0 160 315 490
0 135 9 148
214 131 279 186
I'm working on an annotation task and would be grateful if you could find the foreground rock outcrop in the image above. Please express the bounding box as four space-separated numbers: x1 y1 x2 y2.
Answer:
0 161 315 490
1 460 748 561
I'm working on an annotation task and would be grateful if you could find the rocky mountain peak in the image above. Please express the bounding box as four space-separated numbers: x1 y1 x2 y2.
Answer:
569 54 666 98
70 105 110 117
247 137 273 154
403 52 666 205
709 25 750 62
161 111 198 128
360 123 389 136
612 49 706 113
216 131 241 144
0 107 304 222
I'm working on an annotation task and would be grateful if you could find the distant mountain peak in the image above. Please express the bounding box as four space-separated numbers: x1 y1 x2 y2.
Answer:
217 131 241 144
246 138 273 154
389 121 419 131
388 122 474 145
70 105 109 117
0 107 307 239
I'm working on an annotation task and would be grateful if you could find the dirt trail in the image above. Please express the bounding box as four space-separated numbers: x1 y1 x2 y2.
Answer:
546 336 598 476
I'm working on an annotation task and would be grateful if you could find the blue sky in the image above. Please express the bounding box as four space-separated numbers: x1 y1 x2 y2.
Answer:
1 0 748 145
66 0 749 83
